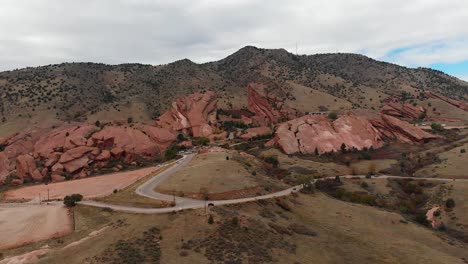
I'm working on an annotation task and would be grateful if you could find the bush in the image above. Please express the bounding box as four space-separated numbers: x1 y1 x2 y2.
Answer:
63 193 83 207
461 149 466 154
176 133 186 142
360 182 369 188
328 111 338 120
263 156 279 167
431 123 444 131
445 198 455 208
414 213 430 226
194 137 210 146
208 215 214 224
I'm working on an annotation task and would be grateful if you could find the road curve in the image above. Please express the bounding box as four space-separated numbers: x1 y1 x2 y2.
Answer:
78 153 468 214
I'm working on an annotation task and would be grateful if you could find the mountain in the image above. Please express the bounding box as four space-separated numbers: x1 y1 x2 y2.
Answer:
0 46 467 136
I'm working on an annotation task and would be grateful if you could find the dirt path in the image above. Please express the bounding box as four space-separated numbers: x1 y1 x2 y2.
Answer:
3 166 160 201
0 204 72 250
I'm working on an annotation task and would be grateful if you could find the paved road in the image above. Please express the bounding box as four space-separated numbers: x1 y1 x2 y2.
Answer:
78 154 468 214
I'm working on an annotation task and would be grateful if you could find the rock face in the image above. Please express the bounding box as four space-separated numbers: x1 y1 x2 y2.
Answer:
16 154 43 182
372 114 438 144
273 112 437 155
0 122 176 185
274 113 383 155
381 103 425 120
34 124 98 157
156 91 218 137
426 92 468 112
91 126 164 156
247 83 298 126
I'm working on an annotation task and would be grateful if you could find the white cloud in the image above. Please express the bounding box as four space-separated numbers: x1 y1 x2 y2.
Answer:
0 0 467 72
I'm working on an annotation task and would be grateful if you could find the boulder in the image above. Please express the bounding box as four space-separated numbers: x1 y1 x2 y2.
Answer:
155 91 218 137
51 174 66 182
62 156 90 173
16 154 43 181
0 152 11 183
247 83 298 126
110 147 124 158
45 152 62 167
95 150 111 161
51 163 64 175
136 125 176 149
59 146 99 164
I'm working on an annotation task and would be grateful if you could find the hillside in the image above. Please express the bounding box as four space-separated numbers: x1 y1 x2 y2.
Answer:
0 46 467 137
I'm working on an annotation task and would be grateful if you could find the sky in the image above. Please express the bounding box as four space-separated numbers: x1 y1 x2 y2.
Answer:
1 0 467 81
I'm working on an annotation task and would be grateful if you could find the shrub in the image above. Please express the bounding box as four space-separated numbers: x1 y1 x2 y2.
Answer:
194 137 210 146
360 182 369 188
414 213 430 226
208 215 214 224
328 111 338 120
445 198 455 208
431 123 444 131
63 193 83 207
461 149 466 154
263 156 279 167
176 133 186 142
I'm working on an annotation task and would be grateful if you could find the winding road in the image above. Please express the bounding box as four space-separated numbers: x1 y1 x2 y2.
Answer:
78 153 468 214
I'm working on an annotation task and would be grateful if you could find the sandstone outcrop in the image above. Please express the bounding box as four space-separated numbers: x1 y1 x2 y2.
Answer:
247 83 298 126
372 114 438 144
380 103 425 120
156 91 218 137
272 112 437 155
274 114 383 155
91 126 163 156
0 122 176 185
16 154 43 182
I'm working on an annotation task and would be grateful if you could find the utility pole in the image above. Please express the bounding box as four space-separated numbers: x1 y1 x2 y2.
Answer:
296 42 298 55
47 188 50 202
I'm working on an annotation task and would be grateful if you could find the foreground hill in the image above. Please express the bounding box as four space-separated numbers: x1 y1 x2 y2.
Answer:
1 46 467 136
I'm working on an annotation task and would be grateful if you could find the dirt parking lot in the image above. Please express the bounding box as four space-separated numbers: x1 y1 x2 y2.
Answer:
0 204 72 250
3 166 160 201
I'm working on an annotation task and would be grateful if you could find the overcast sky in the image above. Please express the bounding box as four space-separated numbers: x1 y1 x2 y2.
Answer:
1 0 467 81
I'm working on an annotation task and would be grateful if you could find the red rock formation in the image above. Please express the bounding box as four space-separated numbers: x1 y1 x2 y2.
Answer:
91 126 162 156
273 112 437 155
426 92 468 111
136 124 176 149
156 91 218 137
0 152 10 183
0 122 176 185
381 103 426 120
34 124 98 157
274 114 383 155
16 154 43 182
247 83 298 126
239 126 272 140
377 115 438 144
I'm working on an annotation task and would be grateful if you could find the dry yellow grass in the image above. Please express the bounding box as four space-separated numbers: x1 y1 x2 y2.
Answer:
285 82 352 112
2 191 467 264
415 142 468 178
157 152 258 194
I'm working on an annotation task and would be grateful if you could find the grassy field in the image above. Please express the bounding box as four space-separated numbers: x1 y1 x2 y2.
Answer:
157 152 262 194
2 191 467 263
415 141 468 178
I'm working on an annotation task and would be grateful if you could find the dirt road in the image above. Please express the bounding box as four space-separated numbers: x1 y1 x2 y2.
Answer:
0 204 72 250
